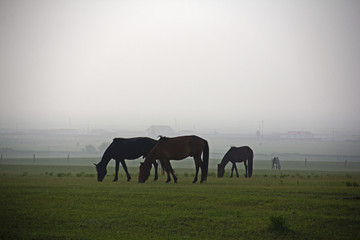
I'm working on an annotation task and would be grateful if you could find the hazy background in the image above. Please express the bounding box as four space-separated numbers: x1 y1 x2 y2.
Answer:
1 0 359 135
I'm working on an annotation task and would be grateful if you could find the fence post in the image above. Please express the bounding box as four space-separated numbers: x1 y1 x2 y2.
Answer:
305 158 307 167
345 160 347 168
33 154 36 163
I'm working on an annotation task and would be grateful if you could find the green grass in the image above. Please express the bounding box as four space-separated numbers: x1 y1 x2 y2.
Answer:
0 165 360 239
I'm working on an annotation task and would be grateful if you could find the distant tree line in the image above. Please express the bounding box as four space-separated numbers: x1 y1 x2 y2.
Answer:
0 142 110 158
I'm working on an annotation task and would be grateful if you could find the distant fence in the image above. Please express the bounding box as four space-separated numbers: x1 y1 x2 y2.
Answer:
252 159 360 172
0 157 96 166
1 155 360 172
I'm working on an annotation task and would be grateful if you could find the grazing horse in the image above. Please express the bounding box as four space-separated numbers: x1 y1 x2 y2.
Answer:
138 135 209 183
271 157 281 170
94 137 158 182
217 146 253 178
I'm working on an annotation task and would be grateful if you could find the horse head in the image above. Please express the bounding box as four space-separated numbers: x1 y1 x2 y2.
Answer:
217 164 225 178
94 163 107 182
138 162 151 183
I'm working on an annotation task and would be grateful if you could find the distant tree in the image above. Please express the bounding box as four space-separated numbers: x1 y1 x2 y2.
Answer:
83 144 97 154
98 142 110 153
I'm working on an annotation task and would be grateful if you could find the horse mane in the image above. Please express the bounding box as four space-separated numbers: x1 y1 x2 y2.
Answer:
158 135 170 141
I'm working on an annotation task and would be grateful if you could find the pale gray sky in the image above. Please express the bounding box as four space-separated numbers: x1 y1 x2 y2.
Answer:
1 0 359 134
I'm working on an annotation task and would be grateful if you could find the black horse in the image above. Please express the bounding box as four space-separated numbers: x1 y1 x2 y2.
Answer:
217 146 253 178
94 137 158 182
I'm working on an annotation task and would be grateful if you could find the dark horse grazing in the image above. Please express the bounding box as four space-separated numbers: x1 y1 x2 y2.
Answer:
217 146 253 178
94 137 158 182
138 135 209 183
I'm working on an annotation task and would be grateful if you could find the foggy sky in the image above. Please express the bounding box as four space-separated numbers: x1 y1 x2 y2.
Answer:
1 0 359 134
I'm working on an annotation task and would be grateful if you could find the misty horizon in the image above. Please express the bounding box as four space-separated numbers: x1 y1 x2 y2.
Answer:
1 1 359 136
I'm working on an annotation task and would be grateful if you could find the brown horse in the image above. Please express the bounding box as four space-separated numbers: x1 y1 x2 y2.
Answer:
217 146 253 178
138 135 209 183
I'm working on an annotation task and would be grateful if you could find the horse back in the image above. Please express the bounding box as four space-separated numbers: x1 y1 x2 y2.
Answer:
225 146 253 162
111 137 157 159
156 135 206 159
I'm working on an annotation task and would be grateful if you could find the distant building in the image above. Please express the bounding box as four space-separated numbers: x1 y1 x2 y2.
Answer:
280 131 318 140
146 125 176 138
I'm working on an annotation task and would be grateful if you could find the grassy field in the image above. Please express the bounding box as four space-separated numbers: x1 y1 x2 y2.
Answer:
0 164 360 240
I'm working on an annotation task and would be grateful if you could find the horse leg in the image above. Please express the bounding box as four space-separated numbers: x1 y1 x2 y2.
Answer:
230 163 235 178
113 160 120 182
233 163 239 178
120 159 131 181
162 160 172 183
168 163 177 183
153 161 158 181
165 170 171 183
244 161 248 178
193 156 202 183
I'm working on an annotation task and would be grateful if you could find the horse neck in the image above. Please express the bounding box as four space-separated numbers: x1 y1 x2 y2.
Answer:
98 148 113 167
219 156 230 168
144 148 157 167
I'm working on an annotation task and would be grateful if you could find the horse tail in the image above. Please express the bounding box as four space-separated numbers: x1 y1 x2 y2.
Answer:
248 148 254 178
202 140 209 181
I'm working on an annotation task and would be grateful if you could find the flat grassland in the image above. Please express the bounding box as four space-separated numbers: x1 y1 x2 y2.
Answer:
0 164 359 240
